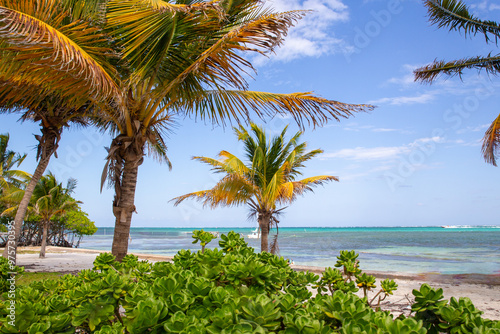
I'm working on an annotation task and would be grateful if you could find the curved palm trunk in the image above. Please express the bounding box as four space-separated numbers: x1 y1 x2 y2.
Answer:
258 211 271 253
2 128 60 264
111 151 142 262
39 220 49 258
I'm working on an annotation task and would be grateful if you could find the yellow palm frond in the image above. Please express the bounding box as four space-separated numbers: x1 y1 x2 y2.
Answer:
482 113 500 166
218 150 251 174
277 175 339 204
181 90 374 129
0 0 120 102
172 173 255 208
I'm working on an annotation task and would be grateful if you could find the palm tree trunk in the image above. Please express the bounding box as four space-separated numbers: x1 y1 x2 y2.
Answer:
39 221 49 258
1 149 53 264
258 212 271 253
111 157 141 262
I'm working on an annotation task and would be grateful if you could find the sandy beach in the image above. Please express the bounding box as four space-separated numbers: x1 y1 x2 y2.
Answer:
12 246 500 321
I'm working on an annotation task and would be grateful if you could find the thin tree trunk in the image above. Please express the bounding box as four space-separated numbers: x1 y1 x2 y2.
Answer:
258 212 271 253
1 153 52 264
39 221 49 258
111 158 140 262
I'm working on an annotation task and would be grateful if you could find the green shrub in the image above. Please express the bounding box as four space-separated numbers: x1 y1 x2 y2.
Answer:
0 232 498 333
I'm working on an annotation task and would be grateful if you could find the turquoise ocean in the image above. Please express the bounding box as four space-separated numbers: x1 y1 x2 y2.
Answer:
79 226 500 275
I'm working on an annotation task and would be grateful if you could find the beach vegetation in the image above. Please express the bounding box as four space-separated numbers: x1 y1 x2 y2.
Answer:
414 0 500 165
173 123 338 253
191 230 217 254
2 173 81 258
0 173 95 253
1 232 498 333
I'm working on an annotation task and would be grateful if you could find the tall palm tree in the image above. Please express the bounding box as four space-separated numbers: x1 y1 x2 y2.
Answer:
414 0 500 165
99 0 373 261
173 123 338 252
0 0 116 262
0 133 30 194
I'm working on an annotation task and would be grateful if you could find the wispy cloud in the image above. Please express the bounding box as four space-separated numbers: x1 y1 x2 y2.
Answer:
254 0 351 64
368 92 437 106
342 124 413 134
322 136 445 161
323 146 409 160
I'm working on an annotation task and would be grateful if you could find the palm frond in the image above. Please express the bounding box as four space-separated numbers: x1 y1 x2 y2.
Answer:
0 0 120 102
218 150 251 174
482 113 500 166
414 54 500 83
424 0 500 43
179 90 374 129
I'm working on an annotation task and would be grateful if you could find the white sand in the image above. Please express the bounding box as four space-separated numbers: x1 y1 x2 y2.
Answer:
12 247 500 321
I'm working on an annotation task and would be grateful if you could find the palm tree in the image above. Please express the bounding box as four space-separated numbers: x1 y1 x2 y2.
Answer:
2 0 374 262
0 133 30 194
99 0 373 261
414 0 500 165
172 123 338 253
5 172 80 258
32 173 80 258
0 0 116 262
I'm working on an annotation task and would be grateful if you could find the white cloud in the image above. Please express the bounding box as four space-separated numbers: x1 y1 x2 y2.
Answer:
322 136 445 161
386 64 420 87
369 92 437 106
322 146 410 160
254 0 351 64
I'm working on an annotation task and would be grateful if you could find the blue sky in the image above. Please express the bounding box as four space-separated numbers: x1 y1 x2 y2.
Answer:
2 0 500 228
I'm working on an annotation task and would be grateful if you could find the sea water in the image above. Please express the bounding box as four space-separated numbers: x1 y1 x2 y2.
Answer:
79 226 500 275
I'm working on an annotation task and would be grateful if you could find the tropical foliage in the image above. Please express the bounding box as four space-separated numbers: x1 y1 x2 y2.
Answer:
414 0 500 165
0 134 29 195
173 123 338 253
1 173 81 257
1 233 498 333
0 0 107 262
1 0 374 262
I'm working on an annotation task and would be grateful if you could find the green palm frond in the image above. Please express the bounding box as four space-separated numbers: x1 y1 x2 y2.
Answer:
414 54 500 83
424 0 500 43
482 113 500 166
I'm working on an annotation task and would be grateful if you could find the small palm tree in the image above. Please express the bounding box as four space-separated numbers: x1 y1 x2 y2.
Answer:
414 0 500 164
3 173 81 257
172 123 338 253
30 173 80 258
0 133 30 194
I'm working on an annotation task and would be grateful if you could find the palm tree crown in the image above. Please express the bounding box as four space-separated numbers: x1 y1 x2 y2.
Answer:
414 0 500 165
173 123 338 252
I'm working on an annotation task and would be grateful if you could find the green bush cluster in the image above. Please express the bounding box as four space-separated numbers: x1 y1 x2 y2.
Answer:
1 231 498 333
0 257 24 294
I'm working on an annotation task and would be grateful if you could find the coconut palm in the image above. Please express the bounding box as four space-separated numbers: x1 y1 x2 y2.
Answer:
414 0 500 165
99 0 373 261
172 123 338 253
1 0 374 262
4 172 81 258
32 173 80 258
0 0 116 262
0 133 30 194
